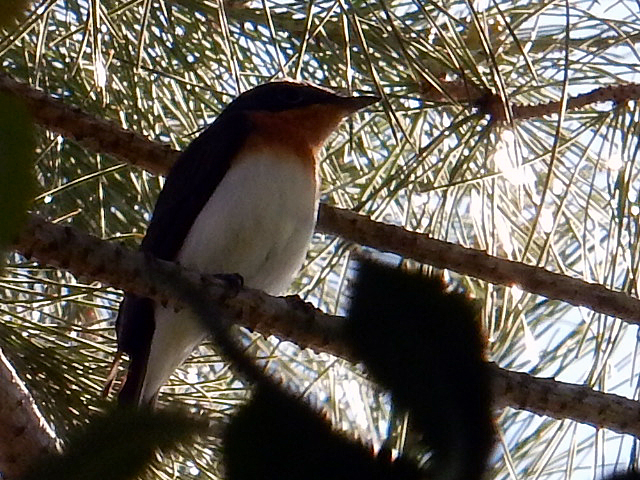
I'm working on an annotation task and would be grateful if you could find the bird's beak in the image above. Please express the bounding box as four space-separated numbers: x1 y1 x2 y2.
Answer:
335 94 380 113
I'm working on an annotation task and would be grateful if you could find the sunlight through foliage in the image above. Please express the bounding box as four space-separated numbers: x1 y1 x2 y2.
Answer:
2 0 640 478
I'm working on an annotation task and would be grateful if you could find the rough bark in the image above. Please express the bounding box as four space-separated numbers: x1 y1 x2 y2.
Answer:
0 347 59 480
2 73 638 326
11 214 640 439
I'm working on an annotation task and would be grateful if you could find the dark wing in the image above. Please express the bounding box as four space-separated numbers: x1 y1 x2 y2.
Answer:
141 111 252 260
116 112 252 404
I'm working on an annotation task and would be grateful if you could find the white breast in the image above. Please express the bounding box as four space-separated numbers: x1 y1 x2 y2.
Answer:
139 151 318 404
178 151 318 293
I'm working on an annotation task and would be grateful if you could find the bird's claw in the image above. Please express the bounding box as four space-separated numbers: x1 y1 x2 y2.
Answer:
214 273 244 290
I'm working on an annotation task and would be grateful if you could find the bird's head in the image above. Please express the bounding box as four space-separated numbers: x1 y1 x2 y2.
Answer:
226 81 380 157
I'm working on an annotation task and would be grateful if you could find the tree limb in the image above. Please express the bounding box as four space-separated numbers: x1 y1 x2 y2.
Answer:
2 72 640 327
0 73 175 175
491 366 640 437
317 205 640 324
11 214 640 439
0 347 60 480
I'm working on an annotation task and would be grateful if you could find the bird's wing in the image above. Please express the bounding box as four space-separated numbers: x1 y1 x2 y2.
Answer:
116 112 252 404
142 112 252 260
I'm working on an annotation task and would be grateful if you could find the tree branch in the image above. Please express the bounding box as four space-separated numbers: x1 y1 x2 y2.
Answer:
11 214 640 439
0 73 175 175
0 347 59 480
2 72 639 327
491 366 640 438
421 80 640 121
317 205 640 324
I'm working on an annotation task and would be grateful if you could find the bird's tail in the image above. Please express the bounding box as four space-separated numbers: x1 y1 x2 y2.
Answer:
118 349 156 407
109 294 157 406
109 294 208 406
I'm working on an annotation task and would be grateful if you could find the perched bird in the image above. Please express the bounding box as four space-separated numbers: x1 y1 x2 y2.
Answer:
112 81 379 406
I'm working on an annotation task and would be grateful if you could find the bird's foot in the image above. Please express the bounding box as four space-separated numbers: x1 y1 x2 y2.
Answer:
214 272 244 288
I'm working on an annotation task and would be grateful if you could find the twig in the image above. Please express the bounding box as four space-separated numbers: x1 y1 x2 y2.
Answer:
420 79 640 121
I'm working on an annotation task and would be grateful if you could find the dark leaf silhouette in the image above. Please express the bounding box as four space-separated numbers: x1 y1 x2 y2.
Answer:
23 408 209 480
345 260 494 480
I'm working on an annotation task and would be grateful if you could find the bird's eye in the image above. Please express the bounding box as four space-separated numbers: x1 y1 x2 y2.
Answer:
279 89 304 104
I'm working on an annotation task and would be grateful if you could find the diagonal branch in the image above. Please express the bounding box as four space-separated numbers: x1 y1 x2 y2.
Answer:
0 73 175 175
317 205 640 324
491 366 640 437
0 347 60 479
2 73 639 327
11 214 640 438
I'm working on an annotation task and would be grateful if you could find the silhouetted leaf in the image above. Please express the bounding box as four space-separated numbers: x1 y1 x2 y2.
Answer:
346 259 493 480
24 408 209 480
224 384 421 480
0 93 35 250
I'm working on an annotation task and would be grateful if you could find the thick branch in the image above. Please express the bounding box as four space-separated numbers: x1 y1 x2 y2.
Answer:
15 215 347 359
492 366 640 437
0 347 59 480
3 73 640 327
317 206 640 325
0 73 175 175
11 214 640 438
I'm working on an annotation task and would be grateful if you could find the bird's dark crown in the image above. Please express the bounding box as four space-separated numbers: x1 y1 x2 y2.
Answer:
225 81 358 114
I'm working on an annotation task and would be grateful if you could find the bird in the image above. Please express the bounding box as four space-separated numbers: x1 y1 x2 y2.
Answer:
110 80 379 406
